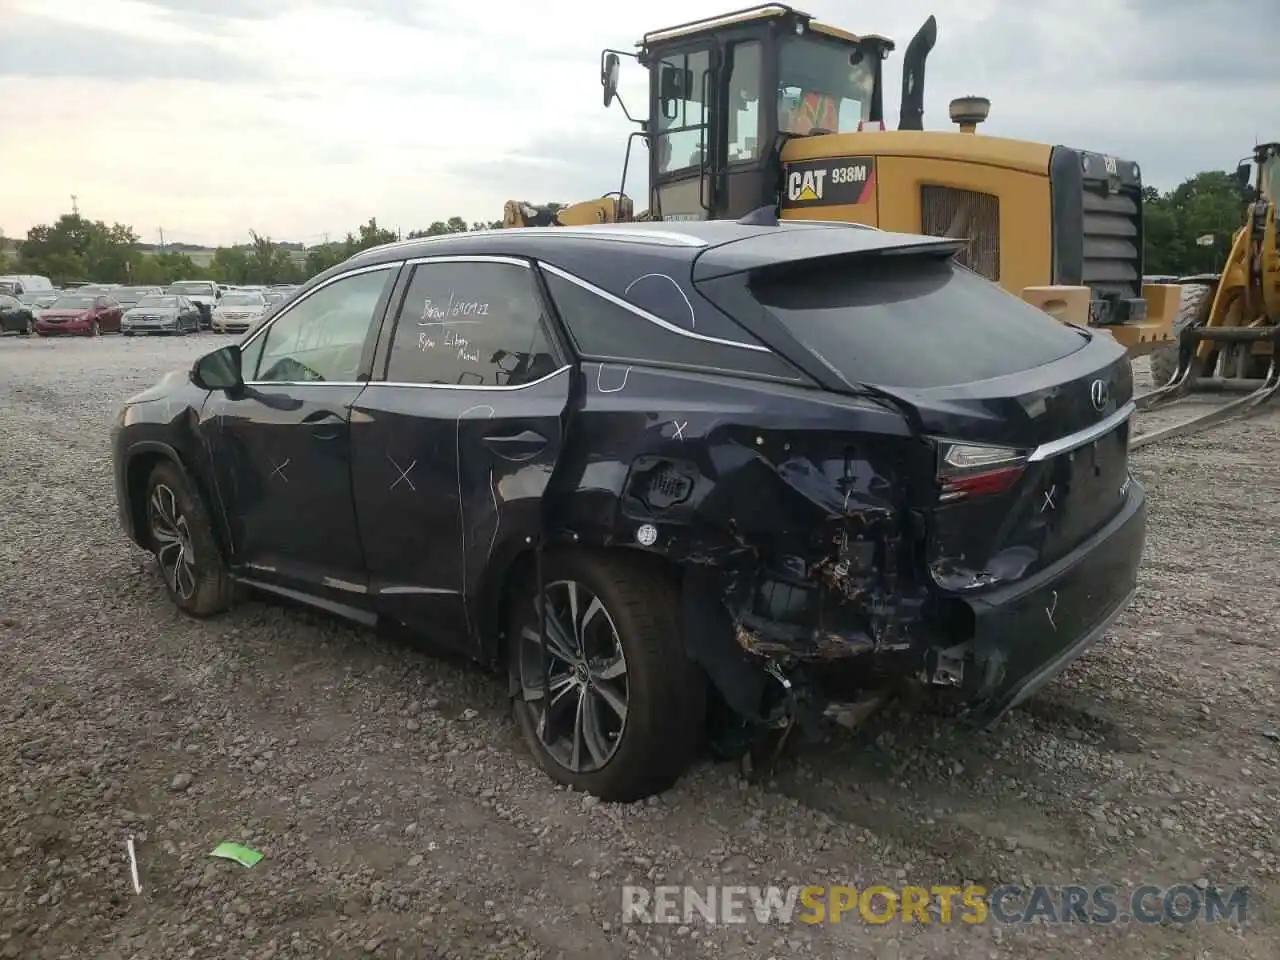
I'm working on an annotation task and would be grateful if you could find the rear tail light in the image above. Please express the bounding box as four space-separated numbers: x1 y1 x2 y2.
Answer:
936 441 1029 503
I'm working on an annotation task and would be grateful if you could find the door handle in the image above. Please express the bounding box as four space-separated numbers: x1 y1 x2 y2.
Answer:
482 429 547 447
481 429 548 459
303 409 345 440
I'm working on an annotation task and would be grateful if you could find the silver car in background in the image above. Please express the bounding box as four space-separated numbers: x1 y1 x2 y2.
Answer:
211 291 268 333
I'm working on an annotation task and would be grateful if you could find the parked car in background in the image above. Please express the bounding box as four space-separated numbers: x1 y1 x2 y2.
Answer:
110 220 1147 801
211 291 268 333
121 295 202 336
35 293 123 336
165 280 219 328
76 284 121 296
113 286 164 310
0 293 37 335
0 274 55 297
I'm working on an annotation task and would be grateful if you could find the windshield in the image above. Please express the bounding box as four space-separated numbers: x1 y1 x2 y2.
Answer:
137 296 179 308
50 297 94 310
166 282 213 295
778 36 875 134
221 293 265 306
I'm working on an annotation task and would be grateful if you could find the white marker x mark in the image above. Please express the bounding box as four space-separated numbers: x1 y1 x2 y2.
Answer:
1045 590 1058 630
388 456 417 492
671 420 687 441
1041 484 1057 513
269 457 290 482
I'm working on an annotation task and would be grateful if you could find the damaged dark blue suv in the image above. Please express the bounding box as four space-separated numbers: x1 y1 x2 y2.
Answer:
111 220 1146 801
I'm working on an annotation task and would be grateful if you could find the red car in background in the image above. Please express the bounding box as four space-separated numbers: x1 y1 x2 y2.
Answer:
35 294 124 336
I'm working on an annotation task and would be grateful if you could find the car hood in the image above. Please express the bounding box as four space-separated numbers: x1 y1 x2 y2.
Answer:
39 309 90 319
216 305 264 313
126 307 179 316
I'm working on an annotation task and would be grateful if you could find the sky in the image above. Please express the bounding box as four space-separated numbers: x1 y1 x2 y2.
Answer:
2 0 1277 248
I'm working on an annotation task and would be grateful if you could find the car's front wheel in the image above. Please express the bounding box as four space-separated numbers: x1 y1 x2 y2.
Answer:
144 461 237 617
90 319 101 337
509 550 704 802
23 316 34 336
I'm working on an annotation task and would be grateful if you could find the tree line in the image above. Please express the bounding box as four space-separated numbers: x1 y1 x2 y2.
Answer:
0 214 512 288
0 168 1251 287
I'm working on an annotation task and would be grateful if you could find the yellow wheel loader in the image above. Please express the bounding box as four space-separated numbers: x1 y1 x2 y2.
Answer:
504 3 1180 357
1130 142 1280 448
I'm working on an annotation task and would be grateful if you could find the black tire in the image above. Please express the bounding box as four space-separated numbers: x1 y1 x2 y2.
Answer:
124 331 134 337
508 549 705 802
1149 283 1213 386
90 319 101 337
143 461 237 618
22 316 33 336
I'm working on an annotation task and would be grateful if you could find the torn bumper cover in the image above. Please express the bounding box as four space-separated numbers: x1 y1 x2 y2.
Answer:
682 477 1147 729
953 478 1146 725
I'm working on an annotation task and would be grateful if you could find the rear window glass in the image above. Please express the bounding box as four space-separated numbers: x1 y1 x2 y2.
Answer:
747 255 1087 388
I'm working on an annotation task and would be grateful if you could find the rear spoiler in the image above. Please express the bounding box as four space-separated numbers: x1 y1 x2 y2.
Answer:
692 228 962 282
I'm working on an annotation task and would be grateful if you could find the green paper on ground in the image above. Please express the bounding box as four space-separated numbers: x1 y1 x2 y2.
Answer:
210 842 263 868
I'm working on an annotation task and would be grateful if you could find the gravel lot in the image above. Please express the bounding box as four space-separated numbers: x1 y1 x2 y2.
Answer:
1 333 1277 960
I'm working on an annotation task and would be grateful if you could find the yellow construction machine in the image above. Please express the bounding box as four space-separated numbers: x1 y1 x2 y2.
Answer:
1129 142 1280 447
503 4 1180 357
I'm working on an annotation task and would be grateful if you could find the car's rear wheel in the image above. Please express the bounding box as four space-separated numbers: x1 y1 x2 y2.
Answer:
144 461 237 618
509 550 704 802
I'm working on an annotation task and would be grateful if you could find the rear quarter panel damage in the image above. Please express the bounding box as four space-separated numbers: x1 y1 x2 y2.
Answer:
544 362 939 722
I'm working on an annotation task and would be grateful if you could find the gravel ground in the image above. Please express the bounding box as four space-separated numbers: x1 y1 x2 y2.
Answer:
1 334 1277 960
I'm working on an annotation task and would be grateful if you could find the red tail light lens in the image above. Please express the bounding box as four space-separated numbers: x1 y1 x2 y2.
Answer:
936 441 1030 503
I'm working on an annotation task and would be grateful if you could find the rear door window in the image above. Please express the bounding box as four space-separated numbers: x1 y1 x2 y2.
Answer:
382 260 561 387
745 255 1088 388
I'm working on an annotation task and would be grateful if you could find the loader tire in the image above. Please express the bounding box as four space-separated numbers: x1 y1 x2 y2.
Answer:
1149 283 1213 387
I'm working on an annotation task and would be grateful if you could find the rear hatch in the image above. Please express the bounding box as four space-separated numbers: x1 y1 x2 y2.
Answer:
698 246 1135 590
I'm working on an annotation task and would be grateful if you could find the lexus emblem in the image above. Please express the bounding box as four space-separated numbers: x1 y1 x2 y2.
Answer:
1090 379 1109 412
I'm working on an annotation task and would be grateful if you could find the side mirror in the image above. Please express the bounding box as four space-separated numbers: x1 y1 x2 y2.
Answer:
602 53 620 108
1236 161 1252 193
191 344 243 391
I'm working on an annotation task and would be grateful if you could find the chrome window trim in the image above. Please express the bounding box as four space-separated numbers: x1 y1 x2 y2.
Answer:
1027 401 1136 462
373 365 573 392
404 255 531 268
538 262 770 352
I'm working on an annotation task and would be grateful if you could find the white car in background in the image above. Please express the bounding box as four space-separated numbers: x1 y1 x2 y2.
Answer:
211 291 268 333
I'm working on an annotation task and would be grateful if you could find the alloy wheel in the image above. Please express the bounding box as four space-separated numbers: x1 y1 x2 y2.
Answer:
25 317 33 335
91 320 101 337
518 579 629 774
147 483 198 601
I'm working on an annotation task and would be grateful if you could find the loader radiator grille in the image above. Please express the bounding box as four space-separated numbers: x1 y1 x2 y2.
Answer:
1081 185 1142 300
921 186 1000 281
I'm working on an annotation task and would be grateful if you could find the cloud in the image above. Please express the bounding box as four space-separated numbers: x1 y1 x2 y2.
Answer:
1 9 265 82
1 0 1276 246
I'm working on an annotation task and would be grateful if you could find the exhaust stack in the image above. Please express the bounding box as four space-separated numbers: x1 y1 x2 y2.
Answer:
897 15 937 131
949 96 990 134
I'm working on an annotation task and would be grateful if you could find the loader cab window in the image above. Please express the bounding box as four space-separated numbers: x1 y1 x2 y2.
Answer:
655 49 711 174
728 41 763 163
778 36 874 134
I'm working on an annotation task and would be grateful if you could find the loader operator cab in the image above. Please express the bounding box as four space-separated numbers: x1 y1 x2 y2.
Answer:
625 4 892 221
